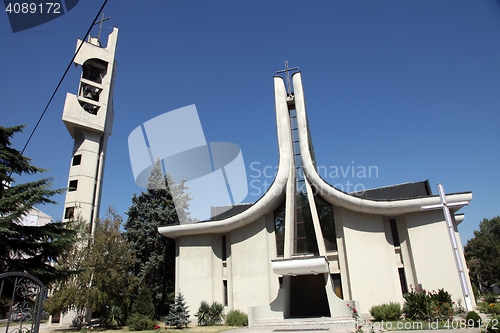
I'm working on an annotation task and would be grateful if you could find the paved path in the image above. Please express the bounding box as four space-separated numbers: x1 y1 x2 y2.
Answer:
229 328 481 333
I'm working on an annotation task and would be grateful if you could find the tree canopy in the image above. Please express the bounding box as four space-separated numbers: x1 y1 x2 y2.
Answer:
0 125 79 285
45 208 138 315
464 216 500 292
125 159 184 318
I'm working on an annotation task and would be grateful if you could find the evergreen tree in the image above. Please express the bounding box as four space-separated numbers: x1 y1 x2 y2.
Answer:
125 158 188 318
0 125 79 285
131 286 155 317
165 293 190 329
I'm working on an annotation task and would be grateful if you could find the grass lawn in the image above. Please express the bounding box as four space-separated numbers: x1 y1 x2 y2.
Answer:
45 325 238 333
119 325 238 333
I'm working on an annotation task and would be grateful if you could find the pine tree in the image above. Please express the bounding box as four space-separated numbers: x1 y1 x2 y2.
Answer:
125 158 190 318
165 293 190 329
0 125 80 285
131 286 155 317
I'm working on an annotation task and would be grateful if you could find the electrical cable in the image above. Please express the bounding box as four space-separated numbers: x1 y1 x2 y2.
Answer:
18 0 109 158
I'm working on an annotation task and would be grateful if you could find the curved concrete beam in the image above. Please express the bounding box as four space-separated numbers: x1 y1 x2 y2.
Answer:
292 72 472 215
159 77 292 238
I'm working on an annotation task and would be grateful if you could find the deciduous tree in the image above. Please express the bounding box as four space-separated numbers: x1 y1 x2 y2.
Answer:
464 216 500 292
45 208 138 316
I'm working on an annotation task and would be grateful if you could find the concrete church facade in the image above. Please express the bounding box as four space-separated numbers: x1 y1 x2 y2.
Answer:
159 72 475 325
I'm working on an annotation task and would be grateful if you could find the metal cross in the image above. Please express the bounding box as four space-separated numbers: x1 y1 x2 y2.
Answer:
421 183 472 311
94 13 110 44
276 61 299 95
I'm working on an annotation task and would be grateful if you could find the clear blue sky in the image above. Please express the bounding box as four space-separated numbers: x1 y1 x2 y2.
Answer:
2 1 499 244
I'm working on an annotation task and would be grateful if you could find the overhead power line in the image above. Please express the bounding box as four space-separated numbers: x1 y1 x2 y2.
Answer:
19 0 110 157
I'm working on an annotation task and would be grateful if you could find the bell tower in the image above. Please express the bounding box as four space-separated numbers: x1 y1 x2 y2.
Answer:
61 27 118 233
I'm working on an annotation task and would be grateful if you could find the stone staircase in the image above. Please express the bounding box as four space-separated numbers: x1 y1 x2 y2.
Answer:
251 317 356 331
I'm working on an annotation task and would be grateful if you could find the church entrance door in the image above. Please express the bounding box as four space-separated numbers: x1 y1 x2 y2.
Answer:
290 274 330 318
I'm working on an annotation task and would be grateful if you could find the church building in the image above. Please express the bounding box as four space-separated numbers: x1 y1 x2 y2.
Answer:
158 71 475 325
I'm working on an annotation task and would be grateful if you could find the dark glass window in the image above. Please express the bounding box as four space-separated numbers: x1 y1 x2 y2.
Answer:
223 280 228 306
72 154 82 166
390 219 401 246
315 195 337 252
294 192 319 255
398 268 408 295
331 274 343 299
222 235 227 261
69 180 78 191
274 201 286 256
64 207 75 220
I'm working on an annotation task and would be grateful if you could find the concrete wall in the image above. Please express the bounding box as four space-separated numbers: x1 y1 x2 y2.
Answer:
176 234 218 311
230 215 278 312
175 214 279 316
339 208 403 313
405 210 465 304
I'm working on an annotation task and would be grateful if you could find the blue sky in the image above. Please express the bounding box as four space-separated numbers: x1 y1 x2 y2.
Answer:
1 1 499 244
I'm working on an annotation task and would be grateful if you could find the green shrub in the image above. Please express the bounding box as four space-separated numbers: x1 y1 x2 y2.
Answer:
431 289 452 304
403 287 432 321
101 305 125 328
195 301 225 326
195 301 211 326
165 293 190 329
369 302 401 321
131 287 155 317
403 287 454 321
127 313 156 331
225 309 247 326
488 303 500 315
484 293 498 304
465 311 481 327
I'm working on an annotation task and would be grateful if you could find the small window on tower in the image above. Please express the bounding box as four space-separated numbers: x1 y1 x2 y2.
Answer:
223 280 228 306
72 154 82 166
64 207 75 220
222 235 227 261
69 180 78 191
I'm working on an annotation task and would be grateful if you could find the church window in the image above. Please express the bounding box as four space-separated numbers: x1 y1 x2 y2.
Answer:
315 195 337 252
290 108 318 256
68 180 78 191
72 154 82 166
294 188 318 255
389 219 400 246
331 273 343 299
398 268 408 295
222 235 227 261
274 201 286 256
223 280 228 306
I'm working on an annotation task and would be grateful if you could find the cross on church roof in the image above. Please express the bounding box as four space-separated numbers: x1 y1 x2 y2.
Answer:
421 183 472 310
93 13 110 45
276 61 299 95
